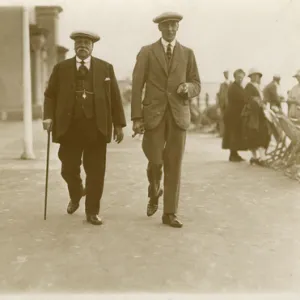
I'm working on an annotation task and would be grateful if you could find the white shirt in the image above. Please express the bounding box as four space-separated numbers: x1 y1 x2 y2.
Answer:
76 56 91 70
161 38 176 55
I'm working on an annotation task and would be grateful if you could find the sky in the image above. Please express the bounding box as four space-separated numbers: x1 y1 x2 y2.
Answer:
1 0 300 93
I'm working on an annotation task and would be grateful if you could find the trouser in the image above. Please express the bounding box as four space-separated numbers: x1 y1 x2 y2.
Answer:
58 119 107 215
142 107 186 214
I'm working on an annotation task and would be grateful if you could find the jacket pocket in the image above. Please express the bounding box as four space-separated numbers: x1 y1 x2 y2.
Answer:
142 97 152 106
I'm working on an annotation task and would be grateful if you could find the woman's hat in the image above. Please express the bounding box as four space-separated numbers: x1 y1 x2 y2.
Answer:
233 69 245 77
248 68 262 78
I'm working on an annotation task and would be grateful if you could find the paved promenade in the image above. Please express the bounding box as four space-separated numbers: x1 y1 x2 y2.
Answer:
1 113 300 293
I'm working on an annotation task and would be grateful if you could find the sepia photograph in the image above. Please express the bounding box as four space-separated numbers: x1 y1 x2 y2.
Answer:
0 0 300 298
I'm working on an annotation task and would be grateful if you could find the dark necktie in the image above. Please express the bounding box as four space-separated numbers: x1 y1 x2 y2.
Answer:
78 60 88 77
166 43 172 62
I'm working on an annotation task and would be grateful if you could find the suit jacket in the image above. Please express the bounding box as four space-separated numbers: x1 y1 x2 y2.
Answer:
131 40 201 130
43 56 126 143
263 81 281 108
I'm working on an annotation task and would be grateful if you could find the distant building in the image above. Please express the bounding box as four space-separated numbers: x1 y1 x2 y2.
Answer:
0 6 67 120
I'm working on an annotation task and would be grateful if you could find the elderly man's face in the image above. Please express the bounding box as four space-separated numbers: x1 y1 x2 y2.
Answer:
158 21 179 42
74 37 93 59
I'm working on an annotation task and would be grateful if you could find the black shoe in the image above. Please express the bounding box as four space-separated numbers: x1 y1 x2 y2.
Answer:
229 156 241 162
67 201 80 214
66 186 86 215
162 214 183 228
250 158 259 165
86 214 103 225
147 189 163 217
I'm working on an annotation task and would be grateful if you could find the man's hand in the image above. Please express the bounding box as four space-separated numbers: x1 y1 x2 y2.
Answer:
43 119 53 132
113 126 124 144
177 83 189 95
132 119 144 137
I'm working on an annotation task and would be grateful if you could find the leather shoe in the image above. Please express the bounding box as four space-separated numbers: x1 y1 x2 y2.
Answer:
162 214 183 228
229 155 243 162
67 201 80 214
147 189 163 217
66 186 86 215
86 214 103 225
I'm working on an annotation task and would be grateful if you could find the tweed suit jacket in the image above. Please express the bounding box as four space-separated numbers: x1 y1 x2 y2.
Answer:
131 40 201 130
43 56 126 143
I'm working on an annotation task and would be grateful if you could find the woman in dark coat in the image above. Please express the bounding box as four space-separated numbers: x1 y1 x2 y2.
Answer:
241 68 271 166
222 69 247 162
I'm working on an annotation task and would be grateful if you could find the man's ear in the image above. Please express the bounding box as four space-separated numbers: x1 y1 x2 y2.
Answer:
158 24 162 32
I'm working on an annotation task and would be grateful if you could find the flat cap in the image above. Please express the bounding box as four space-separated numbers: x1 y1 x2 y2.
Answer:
153 12 183 24
70 31 100 43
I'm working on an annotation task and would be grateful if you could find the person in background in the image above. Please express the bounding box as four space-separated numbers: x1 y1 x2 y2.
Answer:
242 68 271 166
263 74 283 110
217 70 231 137
205 93 210 108
222 69 247 162
287 70 300 121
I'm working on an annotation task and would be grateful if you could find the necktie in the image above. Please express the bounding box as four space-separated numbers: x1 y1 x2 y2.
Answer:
78 60 88 77
166 43 172 61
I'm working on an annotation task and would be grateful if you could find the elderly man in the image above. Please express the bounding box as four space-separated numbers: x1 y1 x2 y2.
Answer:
217 70 231 137
288 70 300 121
263 74 283 110
131 12 201 228
43 31 126 225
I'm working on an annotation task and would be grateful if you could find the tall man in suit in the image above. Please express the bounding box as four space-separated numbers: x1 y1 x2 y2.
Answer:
131 12 201 228
43 31 126 225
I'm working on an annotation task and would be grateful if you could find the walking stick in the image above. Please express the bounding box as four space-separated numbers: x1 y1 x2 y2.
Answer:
44 130 51 220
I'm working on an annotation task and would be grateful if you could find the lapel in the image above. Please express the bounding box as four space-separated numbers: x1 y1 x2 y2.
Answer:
152 40 168 76
91 56 108 97
61 57 76 109
65 56 76 91
169 42 185 74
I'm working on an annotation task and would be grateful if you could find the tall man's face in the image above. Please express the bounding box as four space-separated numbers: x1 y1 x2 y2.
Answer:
158 21 179 42
74 37 93 59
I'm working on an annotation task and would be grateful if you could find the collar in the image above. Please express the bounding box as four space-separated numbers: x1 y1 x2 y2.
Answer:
76 56 91 63
161 38 176 48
